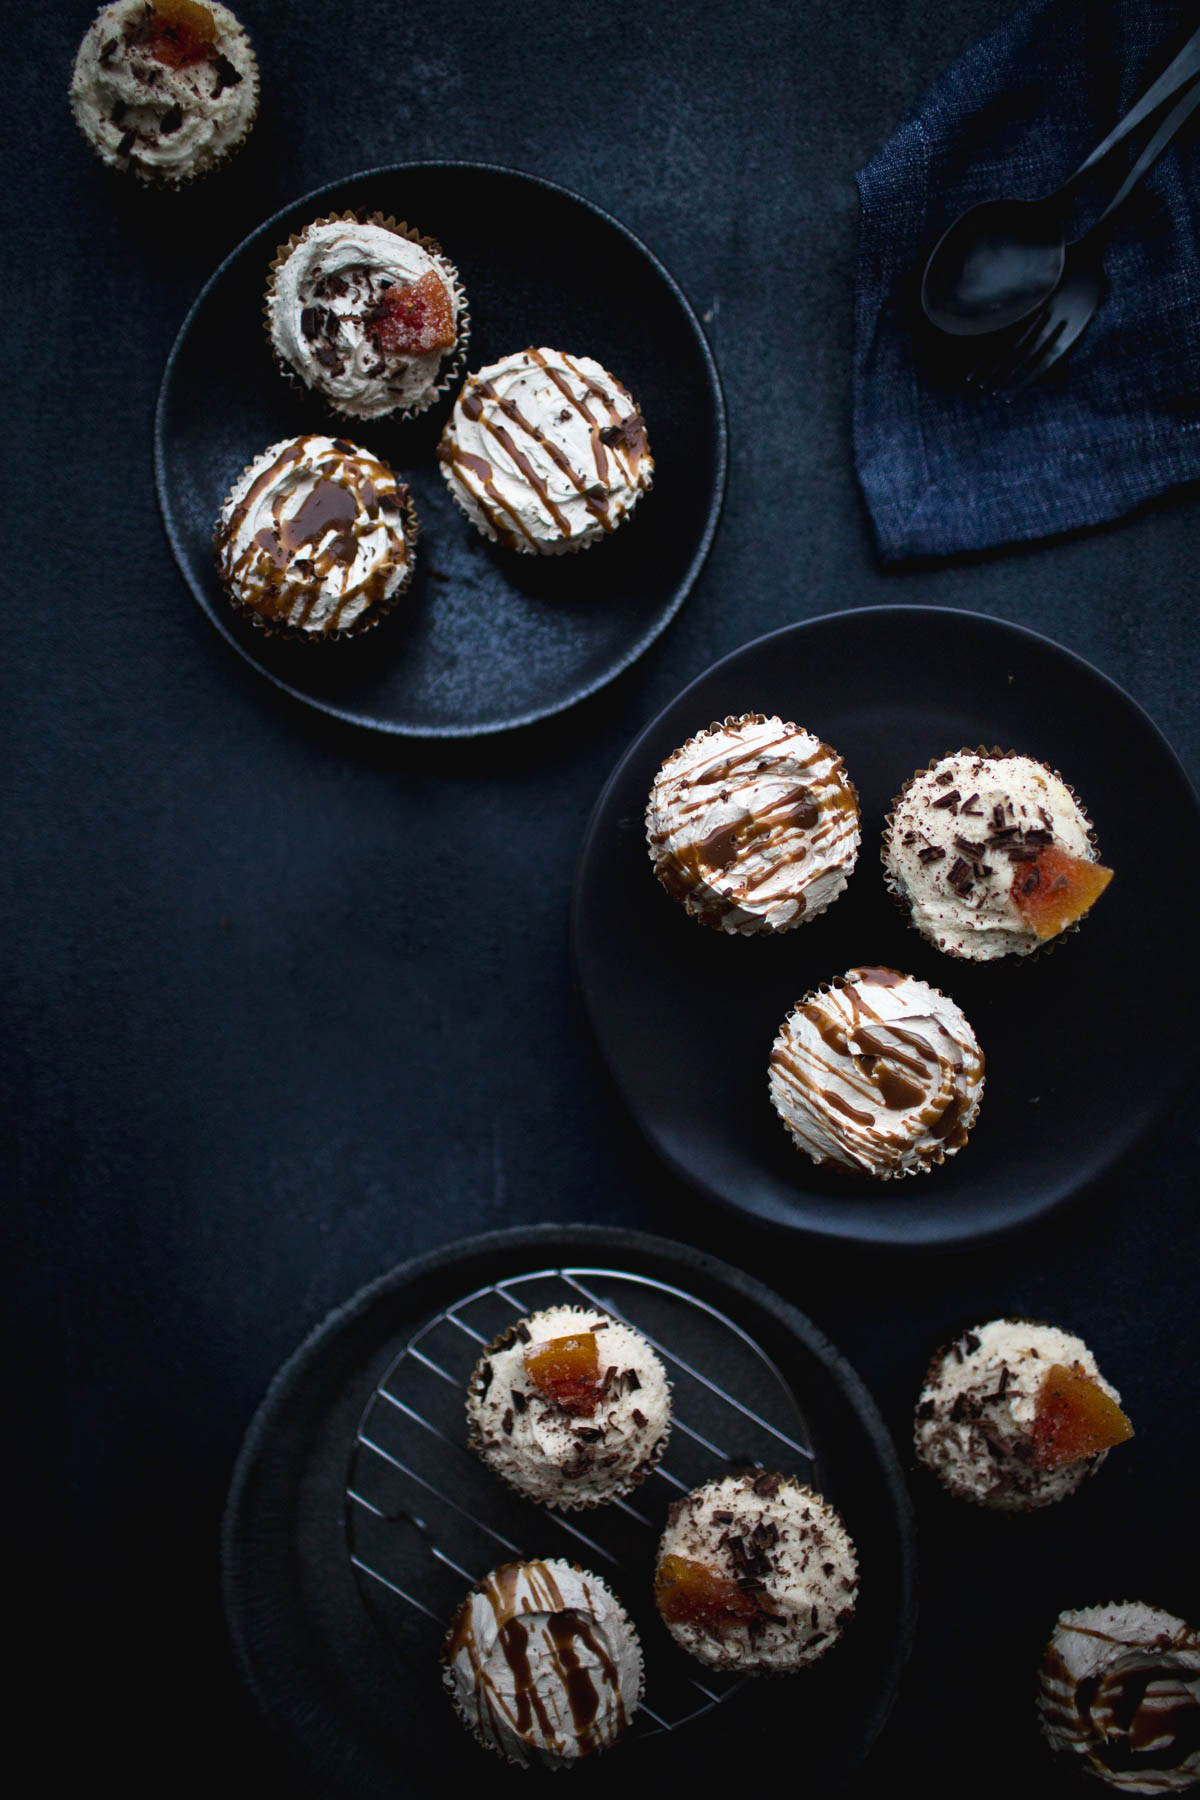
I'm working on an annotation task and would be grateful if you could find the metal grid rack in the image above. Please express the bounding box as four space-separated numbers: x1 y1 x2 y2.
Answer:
345 1265 818 1738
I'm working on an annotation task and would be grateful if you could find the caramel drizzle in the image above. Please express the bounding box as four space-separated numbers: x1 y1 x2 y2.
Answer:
650 721 857 916
448 1562 627 1761
770 971 983 1174
439 351 646 546
215 435 408 629
1041 1636 1200 1781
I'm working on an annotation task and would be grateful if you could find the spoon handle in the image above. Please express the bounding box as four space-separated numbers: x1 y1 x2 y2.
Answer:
1070 23 1200 185
1092 72 1200 227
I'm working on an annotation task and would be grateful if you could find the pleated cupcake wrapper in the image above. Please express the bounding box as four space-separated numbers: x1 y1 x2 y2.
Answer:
213 438 420 644
644 711 862 936
69 3 260 189
880 746 1103 966
440 1560 646 1768
437 358 652 556
769 967 985 1181
465 1311 673 1513
265 211 470 423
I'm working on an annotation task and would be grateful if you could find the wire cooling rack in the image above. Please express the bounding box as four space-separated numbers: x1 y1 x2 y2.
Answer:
344 1264 818 1737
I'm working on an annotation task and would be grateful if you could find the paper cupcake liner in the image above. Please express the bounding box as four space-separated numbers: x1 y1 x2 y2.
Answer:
437 355 652 556
768 966 985 1181
441 1559 646 1767
881 746 1104 966
264 211 470 422
212 438 419 644
465 1310 672 1512
643 713 861 936
69 2 260 189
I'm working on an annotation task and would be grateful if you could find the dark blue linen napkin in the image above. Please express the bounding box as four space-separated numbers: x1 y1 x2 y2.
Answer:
854 0 1200 561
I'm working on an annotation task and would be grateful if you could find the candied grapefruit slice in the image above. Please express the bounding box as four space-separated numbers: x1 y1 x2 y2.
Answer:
146 0 218 67
1011 844 1113 940
1032 1362 1133 1469
654 1554 757 1630
523 1332 601 1415
366 271 456 357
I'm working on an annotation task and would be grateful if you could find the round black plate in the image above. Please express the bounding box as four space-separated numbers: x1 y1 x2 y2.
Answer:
222 1226 915 1795
155 162 726 736
572 606 1200 1249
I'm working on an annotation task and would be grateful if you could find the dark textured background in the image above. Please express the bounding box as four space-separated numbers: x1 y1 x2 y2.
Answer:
8 1 1198 1792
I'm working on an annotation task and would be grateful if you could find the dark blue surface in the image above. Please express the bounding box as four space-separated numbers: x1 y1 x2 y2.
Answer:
8 1 1200 1795
856 0 1200 559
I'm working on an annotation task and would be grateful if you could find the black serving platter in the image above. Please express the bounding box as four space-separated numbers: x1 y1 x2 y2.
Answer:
222 1225 916 1794
572 606 1200 1249
155 162 726 736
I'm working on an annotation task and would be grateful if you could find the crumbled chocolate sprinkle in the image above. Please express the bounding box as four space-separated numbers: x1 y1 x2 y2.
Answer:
159 104 183 135
630 1409 647 1428
902 830 917 845
916 1398 935 1420
477 1360 493 1398
211 54 243 98
963 1331 981 1354
752 1472 782 1498
501 1407 514 1435
511 1388 527 1413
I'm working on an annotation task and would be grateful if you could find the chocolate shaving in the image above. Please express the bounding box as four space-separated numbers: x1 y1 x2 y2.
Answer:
917 846 945 864
211 53 243 98
477 1360 493 1398
630 1408 646 1428
159 104 183 135
511 1388 527 1413
947 857 974 895
501 1407 513 1435
931 789 960 812
752 1471 782 1498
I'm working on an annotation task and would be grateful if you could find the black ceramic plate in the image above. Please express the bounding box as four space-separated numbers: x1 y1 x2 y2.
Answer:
222 1226 915 1795
155 162 726 736
572 606 1200 1249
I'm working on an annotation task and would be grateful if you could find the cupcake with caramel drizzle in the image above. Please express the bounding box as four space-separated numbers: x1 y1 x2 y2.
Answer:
70 1 258 184
1039 1602 1200 1792
769 966 984 1179
915 1319 1133 1511
466 1305 671 1511
646 713 860 935
654 1471 858 1674
213 434 418 640
443 1559 643 1768
438 348 652 553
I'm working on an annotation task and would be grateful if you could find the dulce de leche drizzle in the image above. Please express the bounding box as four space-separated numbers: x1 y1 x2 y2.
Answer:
214 434 413 632
769 966 985 1178
444 1559 637 1766
1041 1609 1200 1791
647 713 860 934
438 348 652 551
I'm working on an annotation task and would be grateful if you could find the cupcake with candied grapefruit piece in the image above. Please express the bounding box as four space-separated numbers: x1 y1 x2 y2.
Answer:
882 749 1112 961
914 1318 1132 1511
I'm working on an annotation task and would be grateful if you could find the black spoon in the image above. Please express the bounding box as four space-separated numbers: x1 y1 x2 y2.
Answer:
922 22 1200 337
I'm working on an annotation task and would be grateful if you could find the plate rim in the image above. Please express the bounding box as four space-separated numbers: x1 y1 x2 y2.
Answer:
154 158 729 739
570 603 1200 1250
221 1222 918 1783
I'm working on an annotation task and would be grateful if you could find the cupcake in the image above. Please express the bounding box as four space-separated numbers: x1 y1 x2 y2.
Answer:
70 0 258 185
1039 1603 1200 1793
465 1305 671 1511
768 966 985 1179
437 348 652 553
882 749 1113 961
653 1471 858 1674
443 1559 643 1768
645 713 860 934
914 1319 1133 1511
213 434 417 640
266 214 467 421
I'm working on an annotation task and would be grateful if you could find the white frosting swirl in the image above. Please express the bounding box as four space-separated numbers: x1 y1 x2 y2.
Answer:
214 435 414 635
467 1305 671 1510
438 349 653 553
443 1559 643 1767
885 751 1097 960
915 1319 1123 1511
1040 1603 1200 1793
646 713 860 934
768 967 984 1179
655 1473 858 1674
268 220 464 419
70 1 257 183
